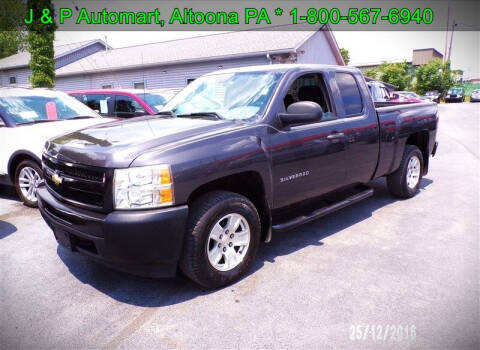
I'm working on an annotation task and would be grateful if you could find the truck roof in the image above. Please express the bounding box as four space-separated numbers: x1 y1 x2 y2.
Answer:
203 64 360 76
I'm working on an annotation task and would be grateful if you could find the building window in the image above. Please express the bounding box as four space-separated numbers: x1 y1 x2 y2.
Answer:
9 76 16 85
133 82 145 89
102 84 112 89
186 78 196 85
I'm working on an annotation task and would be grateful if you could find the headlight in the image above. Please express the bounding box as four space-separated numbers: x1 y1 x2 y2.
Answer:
114 165 173 209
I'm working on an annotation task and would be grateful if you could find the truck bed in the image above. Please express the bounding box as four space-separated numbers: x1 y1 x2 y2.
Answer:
374 101 439 179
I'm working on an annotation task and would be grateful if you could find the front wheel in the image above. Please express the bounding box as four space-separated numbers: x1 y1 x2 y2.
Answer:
387 145 423 199
180 191 261 289
14 159 43 207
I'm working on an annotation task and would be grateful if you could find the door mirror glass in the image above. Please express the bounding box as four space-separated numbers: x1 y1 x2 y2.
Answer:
278 101 324 126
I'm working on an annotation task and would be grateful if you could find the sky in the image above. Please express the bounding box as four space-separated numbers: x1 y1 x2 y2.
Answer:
55 30 480 79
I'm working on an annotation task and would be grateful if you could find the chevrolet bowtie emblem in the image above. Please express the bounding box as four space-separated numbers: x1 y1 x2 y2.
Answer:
52 172 63 185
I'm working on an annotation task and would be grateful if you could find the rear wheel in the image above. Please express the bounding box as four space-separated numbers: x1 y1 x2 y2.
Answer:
387 145 423 199
180 191 261 289
14 159 43 207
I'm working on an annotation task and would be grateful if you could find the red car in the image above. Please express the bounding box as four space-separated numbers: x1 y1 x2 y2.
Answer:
390 91 424 103
69 88 178 118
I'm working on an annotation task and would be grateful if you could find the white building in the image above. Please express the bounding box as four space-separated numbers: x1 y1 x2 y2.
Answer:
0 28 344 91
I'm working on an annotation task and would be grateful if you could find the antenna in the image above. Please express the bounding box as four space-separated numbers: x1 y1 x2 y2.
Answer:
141 51 146 94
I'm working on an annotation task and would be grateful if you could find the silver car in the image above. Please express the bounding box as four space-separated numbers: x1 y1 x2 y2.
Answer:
470 89 480 102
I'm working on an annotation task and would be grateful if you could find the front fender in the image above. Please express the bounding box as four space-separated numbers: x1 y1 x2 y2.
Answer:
131 130 273 206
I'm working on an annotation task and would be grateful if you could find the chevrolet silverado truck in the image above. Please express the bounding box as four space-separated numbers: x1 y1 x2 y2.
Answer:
37 65 439 288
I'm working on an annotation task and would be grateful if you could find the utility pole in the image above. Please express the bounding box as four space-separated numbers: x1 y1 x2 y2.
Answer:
444 2 450 62
447 20 456 62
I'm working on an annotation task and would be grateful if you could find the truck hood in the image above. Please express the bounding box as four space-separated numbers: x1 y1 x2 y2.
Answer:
45 116 244 168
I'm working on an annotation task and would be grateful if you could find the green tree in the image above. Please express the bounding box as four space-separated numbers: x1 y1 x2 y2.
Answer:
415 58 453 95
364 67 379 79
0 0 27 58
26 0 57 88
378 61 411 90
340 48 350 65
451 69 463 83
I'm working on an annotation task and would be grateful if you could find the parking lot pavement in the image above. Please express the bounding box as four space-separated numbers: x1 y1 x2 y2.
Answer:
1 103 478 349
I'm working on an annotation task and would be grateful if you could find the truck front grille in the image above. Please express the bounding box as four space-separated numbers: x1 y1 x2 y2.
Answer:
42 155 107 210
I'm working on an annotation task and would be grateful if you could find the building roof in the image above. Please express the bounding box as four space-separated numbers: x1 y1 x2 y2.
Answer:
55 29 343 77
350 59 412 68
413 48 443 57
0 39 109 70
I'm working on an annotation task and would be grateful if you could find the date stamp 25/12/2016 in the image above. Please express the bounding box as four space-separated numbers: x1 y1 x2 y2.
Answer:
349 324 416 343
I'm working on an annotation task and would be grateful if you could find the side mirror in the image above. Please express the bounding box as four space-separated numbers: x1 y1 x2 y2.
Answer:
278 101 324 126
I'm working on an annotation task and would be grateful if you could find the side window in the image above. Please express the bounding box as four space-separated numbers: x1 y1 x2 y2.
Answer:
0 116 5 127
283 73 335 121
114 95 146 118
79 94 111 116
335 73 363 116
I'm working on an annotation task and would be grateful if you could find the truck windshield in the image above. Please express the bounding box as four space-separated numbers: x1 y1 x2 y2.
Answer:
161 71 281 121
448 88 463 94
0 91 98 125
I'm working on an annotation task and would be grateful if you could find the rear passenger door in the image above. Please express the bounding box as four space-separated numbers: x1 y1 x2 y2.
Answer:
333 72 379 185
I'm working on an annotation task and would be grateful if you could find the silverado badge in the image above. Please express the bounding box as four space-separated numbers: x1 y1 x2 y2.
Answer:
52 172 63 186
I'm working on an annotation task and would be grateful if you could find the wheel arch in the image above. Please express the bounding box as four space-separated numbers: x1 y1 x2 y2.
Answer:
186 171 271 242
8 150 42 182
405 131 429 175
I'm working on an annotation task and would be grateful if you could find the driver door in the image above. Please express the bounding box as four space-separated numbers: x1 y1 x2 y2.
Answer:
267 72 349 209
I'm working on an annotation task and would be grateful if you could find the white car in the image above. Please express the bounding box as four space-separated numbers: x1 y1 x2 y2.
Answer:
0 88 111 207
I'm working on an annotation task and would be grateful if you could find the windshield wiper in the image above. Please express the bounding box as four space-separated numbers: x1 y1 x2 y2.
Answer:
155 110 176 117
177 112 223 120
21 119 57 125
69 116 96 120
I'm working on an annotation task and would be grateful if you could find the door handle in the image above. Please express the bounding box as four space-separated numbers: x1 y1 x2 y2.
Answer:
326 132 345 140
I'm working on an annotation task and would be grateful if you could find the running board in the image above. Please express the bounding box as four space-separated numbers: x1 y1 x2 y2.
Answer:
272 187 374 233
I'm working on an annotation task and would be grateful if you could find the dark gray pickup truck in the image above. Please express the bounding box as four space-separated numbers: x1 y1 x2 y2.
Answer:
37 64 438 288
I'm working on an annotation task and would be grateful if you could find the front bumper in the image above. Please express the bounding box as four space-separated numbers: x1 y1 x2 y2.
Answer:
445 96 463 102
37 185 189 278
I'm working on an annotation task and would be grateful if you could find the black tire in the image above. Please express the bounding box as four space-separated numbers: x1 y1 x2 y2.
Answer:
387 145 424 199
14 159 43 207
180 191 261 289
